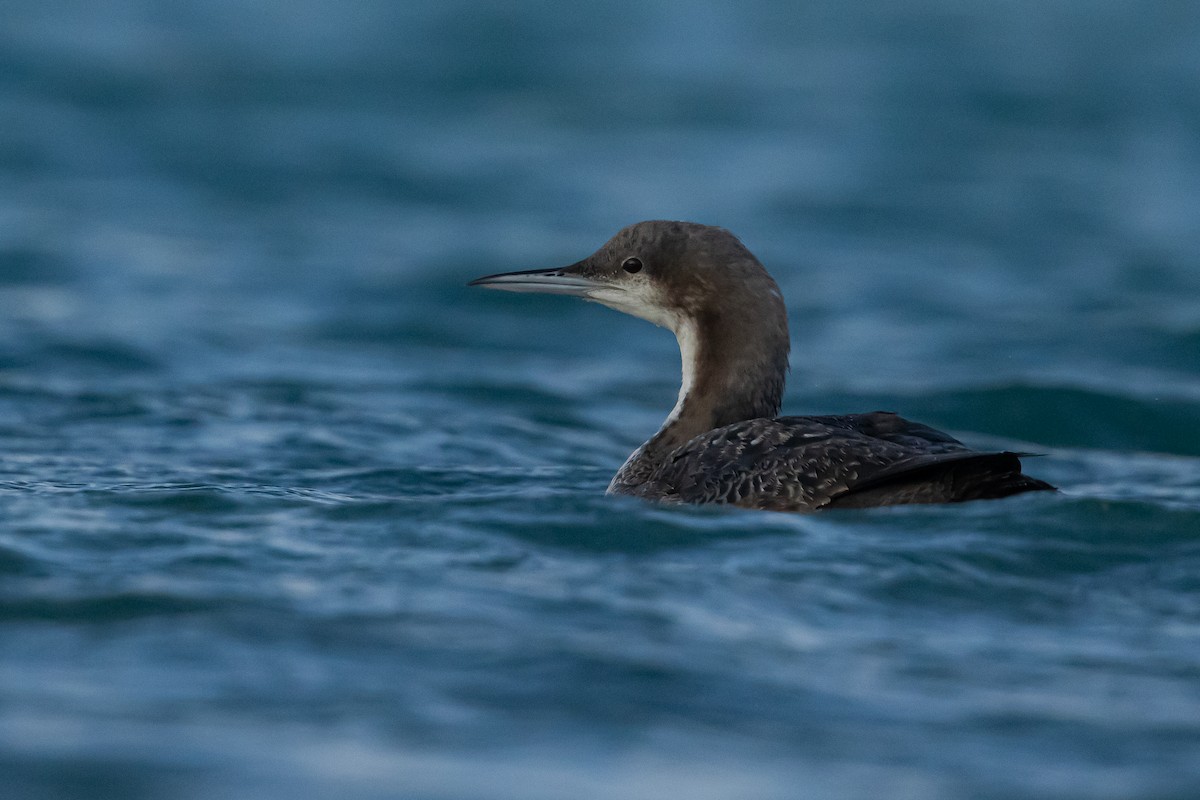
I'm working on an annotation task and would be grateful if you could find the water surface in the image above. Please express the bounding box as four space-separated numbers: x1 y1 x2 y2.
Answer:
2 2 1200 798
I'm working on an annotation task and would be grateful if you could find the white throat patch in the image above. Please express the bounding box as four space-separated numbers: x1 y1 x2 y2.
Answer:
586 284 678 331
586 282 697 432
664 317 699 427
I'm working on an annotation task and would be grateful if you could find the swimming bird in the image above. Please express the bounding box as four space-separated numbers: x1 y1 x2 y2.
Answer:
469 221 1055 511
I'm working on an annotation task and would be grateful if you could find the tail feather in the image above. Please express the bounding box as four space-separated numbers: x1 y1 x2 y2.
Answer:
827 451 1056 509
951 454 1056 500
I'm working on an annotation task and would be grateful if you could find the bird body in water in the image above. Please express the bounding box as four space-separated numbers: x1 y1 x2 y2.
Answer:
469 220 1055 511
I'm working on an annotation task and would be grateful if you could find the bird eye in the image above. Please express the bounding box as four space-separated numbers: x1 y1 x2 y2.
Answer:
622 257 643 273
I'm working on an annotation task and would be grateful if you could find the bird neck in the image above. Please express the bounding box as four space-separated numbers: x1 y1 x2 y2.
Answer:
609 305 789 494
657 309 788 447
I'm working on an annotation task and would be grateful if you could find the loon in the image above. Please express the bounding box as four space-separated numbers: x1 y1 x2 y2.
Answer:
469 220 1055 511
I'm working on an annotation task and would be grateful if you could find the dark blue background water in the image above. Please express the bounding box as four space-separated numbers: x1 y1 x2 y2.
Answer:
3 2 1199 798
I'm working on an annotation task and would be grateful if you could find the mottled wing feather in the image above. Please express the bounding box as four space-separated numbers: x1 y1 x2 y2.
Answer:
639 411 1042 511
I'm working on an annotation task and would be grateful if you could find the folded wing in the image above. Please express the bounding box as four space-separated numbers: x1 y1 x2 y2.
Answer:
641 411 1054 511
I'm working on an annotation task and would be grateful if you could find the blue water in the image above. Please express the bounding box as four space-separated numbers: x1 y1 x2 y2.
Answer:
3 2 1200 798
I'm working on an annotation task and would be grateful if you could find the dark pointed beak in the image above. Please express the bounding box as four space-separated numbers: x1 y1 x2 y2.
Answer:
467 265 604 298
